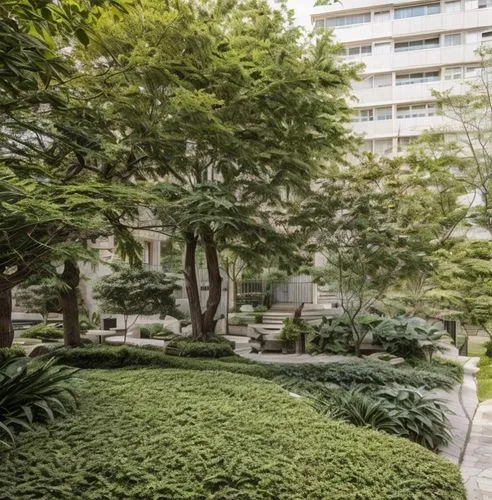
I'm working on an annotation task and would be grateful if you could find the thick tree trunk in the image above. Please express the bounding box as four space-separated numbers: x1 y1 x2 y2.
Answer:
184 234 204 339
228 278 236 313
60 259 81 347
202 232 222 336
0 288 14 348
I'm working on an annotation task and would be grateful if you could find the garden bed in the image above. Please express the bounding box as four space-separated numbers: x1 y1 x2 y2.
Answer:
0 368 465 499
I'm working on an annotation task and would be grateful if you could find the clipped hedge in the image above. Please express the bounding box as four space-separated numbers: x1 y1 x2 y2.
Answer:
52 345 457 390
166 335 235 358
0 369 465 499
19 324 63 341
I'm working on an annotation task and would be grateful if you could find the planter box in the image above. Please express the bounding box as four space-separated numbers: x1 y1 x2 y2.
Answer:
228 325 249 336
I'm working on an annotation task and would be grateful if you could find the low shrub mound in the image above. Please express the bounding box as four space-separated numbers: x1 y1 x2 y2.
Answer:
166 335 235 358
0 346 26 363
19 324 63 341
52 345 457 390
0 369 465 499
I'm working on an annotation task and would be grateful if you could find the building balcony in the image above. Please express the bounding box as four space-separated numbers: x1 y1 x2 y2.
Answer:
353 114 445 138
352 78 470 106
355 42 483 73
322 8 492 44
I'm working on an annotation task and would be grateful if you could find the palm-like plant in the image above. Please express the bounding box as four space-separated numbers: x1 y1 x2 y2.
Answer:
0 357 79 448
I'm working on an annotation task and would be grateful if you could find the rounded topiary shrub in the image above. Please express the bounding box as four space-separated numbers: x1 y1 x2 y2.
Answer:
165 335 235 358
20 324 64 341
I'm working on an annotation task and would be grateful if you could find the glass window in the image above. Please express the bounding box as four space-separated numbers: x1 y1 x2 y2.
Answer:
395 37 439 52
376 107 393 120
374 73 392 87
326 12 371 27
394 3 440 18
397 106 411 118
483 30 492 39
374 42 391 55
360 109 374 121
465 66 482 77
396 71 440 85
425 37 440 48
346 45 372 57
444 66 463 79
314 19 325 28
444 33 462 46
396 103 435 118
465 0 479 7
361 45 372 54
349 47 361 56
445 0 462 11
374 139 393 155
479 0 492 8
398 137 414 152
353 76 373 90
374 10 391 21
361 140 373 152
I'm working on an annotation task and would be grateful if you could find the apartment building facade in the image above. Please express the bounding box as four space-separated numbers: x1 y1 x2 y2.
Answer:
312 0 492 154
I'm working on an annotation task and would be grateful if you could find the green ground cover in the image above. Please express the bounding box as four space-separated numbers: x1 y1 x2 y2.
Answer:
0 368 465 499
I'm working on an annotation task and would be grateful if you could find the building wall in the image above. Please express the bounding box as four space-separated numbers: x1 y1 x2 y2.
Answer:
312 0 492 154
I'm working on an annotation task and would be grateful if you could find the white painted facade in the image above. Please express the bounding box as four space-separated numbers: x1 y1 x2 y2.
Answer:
312 0 492 154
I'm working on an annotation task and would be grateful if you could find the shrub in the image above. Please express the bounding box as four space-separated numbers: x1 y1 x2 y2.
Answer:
0 357 79 448
19 324 63 341
407 357 464 383
310 315 354 354
0 347 26 364
166 336 235 358
484 340 492 358
254 305 268 313
0 369 465 498
254 313 263 324
140 324 175 339
373 317 448 359
315 384 452 450
280 318 313 342
51 345 457 391
229 315 249 326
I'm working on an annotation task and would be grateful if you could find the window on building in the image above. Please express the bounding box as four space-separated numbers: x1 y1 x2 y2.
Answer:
345 44 372 57
465 0 478 7
374 10 391 21
397 137 414 151
482 30 492 41
143 241 152 265
395 37 440 52
352 109 374 122
445 0 463 11
373 139 394 155
479 0 492 8
326 12 371 27
375 107 393 120
374 73 393 87
444 33 462 45
374 42 392 55
361 140 373 152
394 3 440 19
395 70 440 85
396 103 436 118
465 65 482 77
444 66 463 79
314 19 325 28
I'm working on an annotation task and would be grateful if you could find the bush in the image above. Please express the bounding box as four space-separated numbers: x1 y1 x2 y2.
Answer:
20 324 63 341
0 357 79 448
373 317 447 359
166 336 235 358
254 305 268 313
310 315 354 354
0 369 465 498
316 384 451 451
254 313 263 324
140 324 175 339
0 347 26 364
51 345 457 391
229 315 249 326
484 340 492 358
407 357 464 383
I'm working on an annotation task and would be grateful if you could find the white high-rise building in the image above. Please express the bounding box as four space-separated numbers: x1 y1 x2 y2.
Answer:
311 0 492 154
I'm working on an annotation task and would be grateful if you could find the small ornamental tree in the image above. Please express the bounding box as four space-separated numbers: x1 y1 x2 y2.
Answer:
93 266 178 343
14 279 61 324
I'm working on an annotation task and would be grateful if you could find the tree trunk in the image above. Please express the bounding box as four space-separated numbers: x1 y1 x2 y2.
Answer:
60 259 81 347
202 232 222 337
228 278 236 313
184 233 203 339
0 288 14 348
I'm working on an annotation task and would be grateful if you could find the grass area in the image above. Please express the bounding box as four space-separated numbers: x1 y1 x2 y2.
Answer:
0 369 465 499
477 356 492 401
467 336 489 357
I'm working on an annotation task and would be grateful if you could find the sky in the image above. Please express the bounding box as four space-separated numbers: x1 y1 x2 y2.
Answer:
267 0 313 28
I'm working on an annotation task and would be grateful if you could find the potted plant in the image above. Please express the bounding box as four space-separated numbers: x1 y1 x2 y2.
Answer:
279 319 301 354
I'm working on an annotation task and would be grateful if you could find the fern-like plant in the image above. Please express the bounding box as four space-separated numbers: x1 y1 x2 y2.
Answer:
0 357 79 448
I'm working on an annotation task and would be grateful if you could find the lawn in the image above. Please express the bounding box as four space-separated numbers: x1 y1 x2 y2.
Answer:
0 368 464 499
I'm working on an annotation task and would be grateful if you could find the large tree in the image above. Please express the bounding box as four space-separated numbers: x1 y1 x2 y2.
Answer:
85 0 355 339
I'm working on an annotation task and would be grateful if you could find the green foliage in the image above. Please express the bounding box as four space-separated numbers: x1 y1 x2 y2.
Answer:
51 345 457 391
316 384 452 450
254 313 264 324
20 324 63 341
166 336 235 358
79 311 101 333
14 279 61 321
140 324 175 340
0 347 26 364
373 317 448 359
485 340 492 358
280 318 313 342
407 357 464 383
0 357 79 448
254 305 268 313
229 315 249 326
0 369 465 498
93 266 178 329
477 355 492 401
310 315 354 354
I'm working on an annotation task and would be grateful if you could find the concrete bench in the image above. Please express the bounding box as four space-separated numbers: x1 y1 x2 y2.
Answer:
86 330 120 344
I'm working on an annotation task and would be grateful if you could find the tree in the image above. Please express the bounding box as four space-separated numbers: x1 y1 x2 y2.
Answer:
87 0 355 339
93 266 178 343
14 279 61 324
299 156 435 356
